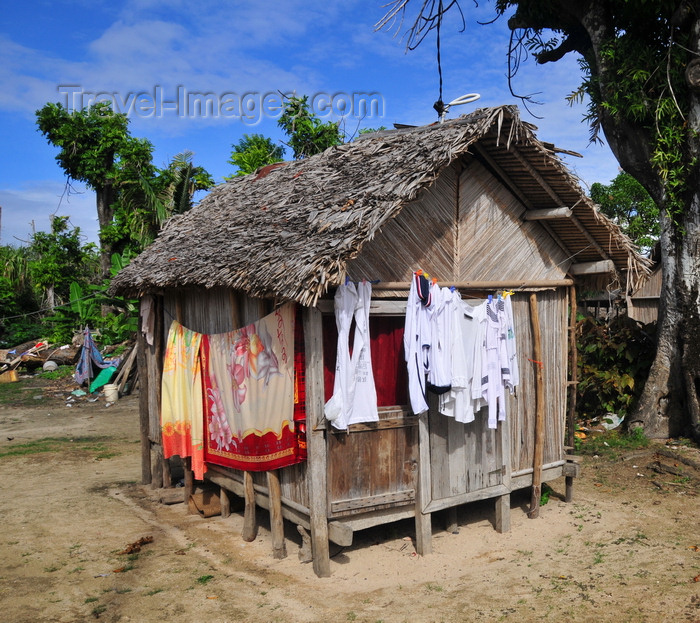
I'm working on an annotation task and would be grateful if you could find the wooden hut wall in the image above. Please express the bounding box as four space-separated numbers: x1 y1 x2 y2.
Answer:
160 287 310 509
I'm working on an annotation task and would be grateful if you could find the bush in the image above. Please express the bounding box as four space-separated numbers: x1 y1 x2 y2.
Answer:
576 315 655 425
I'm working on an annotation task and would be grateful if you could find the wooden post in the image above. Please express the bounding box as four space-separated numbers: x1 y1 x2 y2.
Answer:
220 487 231 518
183 457 195 512
303 306 331 577
495 494 511 533
151 444 164 489
136 311 151 485
414 409 432 555
528 293 545 519
267 470 287 559
566 285 578 503
241 471 258 541
162 456 172 488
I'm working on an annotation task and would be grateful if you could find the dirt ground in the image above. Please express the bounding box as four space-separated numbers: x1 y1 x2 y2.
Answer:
0 374 698 623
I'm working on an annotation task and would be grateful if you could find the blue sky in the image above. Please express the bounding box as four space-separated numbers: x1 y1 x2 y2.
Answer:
0 0 620 246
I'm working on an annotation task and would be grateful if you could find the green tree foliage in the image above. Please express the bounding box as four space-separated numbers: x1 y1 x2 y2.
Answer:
27 216 99 311
590 172 659 252
278 95 343 159
36 102 155 276
226 134 285 179
107 150 214 253
0 245 39 347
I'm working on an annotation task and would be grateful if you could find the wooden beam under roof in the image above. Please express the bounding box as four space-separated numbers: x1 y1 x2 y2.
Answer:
523 207 573 220
509 146 613 263
568 260 616 275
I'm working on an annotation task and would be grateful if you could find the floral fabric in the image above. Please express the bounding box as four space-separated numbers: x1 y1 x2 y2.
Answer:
160 320 205 479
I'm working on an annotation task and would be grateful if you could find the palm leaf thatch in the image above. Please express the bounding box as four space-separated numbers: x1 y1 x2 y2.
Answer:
110 106 650 306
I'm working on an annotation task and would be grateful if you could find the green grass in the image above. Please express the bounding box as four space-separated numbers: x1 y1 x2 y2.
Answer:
38 365 75 381
576 427 649 458
0 436 118 459
196 574 214 585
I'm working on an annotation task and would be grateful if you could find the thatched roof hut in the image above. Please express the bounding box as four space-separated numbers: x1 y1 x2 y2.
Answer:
112 106 650 578
111 106 649 303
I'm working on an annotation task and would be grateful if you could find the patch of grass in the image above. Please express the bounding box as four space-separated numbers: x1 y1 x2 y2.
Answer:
84 597 98 604
44 565 60 573
0 436 116 459
577 427 649 458
196 574 214 585
114 588 131 595
145 588 164 596
38 365 74 380
92 604 107 617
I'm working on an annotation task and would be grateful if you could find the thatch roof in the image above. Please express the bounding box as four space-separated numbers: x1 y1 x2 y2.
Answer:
110 105 650 306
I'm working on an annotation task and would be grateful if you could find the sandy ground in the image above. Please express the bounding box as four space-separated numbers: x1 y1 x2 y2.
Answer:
0 375 699 623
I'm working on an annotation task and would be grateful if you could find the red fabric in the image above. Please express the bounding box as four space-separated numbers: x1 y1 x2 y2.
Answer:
293 306 307 460
323 314 407 407
202 306 306 472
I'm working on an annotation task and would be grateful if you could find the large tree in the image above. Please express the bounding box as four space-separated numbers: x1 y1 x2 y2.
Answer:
381 1 700 441
36 102 154 276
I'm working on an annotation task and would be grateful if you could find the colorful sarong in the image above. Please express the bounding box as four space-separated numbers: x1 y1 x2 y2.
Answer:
161 320 205 479
203 303 304 471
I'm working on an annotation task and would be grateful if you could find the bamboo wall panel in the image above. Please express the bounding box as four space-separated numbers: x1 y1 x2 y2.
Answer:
457 161 570 283
508 290 567 474
628 300 658 324
346 165 458 282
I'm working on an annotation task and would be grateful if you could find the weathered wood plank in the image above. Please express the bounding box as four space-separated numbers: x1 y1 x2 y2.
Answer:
414 409 432 555
267 470 287 559
242 471 258 541
330 490 415 513
303 305 331 577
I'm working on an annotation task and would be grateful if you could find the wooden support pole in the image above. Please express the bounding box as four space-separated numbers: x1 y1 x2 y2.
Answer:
162 455 172 488
136 314 151 485
242 471 258 541
303 306 331 577
183 457 195 511
414 409 432 555
151 443 164 489
220 487 231 519
528 293 545 519
566 285 578 503
495 494 511 533
267 470 287 559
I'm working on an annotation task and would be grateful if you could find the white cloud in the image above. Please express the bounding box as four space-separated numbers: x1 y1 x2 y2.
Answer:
0 181 98 246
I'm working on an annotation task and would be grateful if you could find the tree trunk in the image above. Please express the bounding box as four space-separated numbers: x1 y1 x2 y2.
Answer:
96 185 116 278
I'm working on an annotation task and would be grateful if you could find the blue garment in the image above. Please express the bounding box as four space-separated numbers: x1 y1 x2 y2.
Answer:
74 327 121 387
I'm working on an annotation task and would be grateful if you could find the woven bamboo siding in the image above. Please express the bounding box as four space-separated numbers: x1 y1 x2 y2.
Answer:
458 161 570 282
346 165 458 283
160 287 310 508
508 290 567 473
